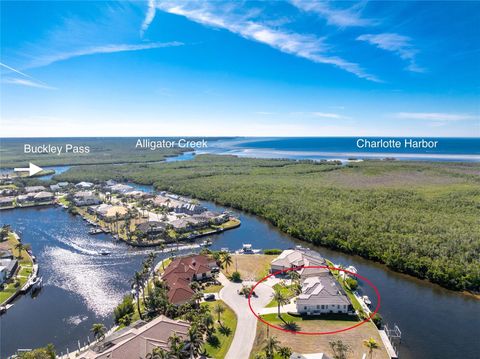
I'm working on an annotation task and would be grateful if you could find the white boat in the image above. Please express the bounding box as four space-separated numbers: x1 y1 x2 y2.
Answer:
200 240 212 247
362 295 372 306
99 249 111 256
236 243 261 254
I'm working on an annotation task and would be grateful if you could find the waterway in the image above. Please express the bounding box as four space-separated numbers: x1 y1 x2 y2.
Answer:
0 153 479 358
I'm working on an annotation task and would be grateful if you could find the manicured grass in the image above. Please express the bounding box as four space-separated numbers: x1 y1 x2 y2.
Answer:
221 254 276 281
201 300 237 359
218 219 241 229
203 284 224 293
266 283 296 308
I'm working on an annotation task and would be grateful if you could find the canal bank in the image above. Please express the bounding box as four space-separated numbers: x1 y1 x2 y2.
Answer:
0 170 479 358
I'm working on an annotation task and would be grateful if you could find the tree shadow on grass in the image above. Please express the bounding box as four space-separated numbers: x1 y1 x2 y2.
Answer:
207 334 220 348
218 324 232 337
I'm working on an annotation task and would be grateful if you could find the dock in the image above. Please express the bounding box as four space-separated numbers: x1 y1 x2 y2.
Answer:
379 330 399 359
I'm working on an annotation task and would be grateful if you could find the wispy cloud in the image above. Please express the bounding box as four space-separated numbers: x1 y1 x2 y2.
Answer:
30 41 183 68
155 1 380 82
141 0 157 36
394 112 476 121
357 33 423 72
311 112 350 119
1 62 55 89
290 0 374 28
2 78 56 90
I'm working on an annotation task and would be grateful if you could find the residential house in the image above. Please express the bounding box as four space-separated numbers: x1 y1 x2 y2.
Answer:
136 221 167 238
173 203 205 215
24 186 46 193
0 265 7 285
76 182 94 189
77 315 189 359
296 275 351 315
33 191 54 203
74 191 101 206
0 196 15 207
270 248 329 278
162 254 217 305
16 194 35 204
0 258 18 279
89 204 128 221
290 353 331 359
109 183 134 194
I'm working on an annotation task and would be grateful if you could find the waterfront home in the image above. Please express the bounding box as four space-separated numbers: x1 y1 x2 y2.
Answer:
89 204 128 221
0 249 14 260
24 185 46 193
169 218 194 233
105 179 117 186
174 202 205 215
0 196 15 207
75 182 94 189
50 184 61 192
77 315 189 359
73 191 101 206
162 254 217 305
16 194 34 204
109 183 134 194
0 258 18 279
270 248 328 277
195 210 229 225
33 191 54 203
296 275 351 315
0 265 6 285
136 221 167 238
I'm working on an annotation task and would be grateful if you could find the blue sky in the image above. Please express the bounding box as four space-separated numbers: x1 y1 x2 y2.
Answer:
0 0 479 137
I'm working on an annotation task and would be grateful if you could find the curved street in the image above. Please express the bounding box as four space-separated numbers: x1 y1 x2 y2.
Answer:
218 273 273 359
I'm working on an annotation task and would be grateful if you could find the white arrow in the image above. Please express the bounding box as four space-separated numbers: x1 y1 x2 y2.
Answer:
14 163 44 177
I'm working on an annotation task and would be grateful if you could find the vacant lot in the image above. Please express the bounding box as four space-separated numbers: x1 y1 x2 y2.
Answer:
222 254 276 281
251 315 389 358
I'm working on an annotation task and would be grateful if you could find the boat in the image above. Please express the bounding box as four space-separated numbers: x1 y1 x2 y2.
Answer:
362 295 372 306
30 277 43 296
99 249 111 256
0 303 14 315
88 228 103 235
220 247 230 253
200 239 212 247
236 243 261 254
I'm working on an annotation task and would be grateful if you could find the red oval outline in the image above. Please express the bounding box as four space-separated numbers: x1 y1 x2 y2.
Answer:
247 265 381 335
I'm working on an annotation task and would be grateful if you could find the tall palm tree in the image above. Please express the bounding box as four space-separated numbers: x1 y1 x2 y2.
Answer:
213 303 225 323
15 242 25 258
114 212 120 235
132 271 144 320
278 346 292 359
91 323 106 341
263 336 280 359
363 337 379 359
146 347 169 359
221 252 233 273
272 287 289 321
168 333 185 359
185 325 203 359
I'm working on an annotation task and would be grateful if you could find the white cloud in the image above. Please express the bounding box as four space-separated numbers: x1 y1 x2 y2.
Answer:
141 0 157 36
357 33 424 72
156 1 380 82
0 62 34 79
30 41 183 68
311 112 350 119
2 78 56 90
394 112 476 121
290 0 374 27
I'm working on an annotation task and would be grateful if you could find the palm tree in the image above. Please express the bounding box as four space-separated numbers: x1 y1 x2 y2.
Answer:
329 340 351 359
363 337 379 359
221 252 233 273
114 212 120 235
15 242 25 258
272 287 289 321
91 323 106 341
146 347 169 359
132 271 144 320
213 303 225 323
263 336 280 359
278 346 292 359
185 325 203 359
168 333 185 359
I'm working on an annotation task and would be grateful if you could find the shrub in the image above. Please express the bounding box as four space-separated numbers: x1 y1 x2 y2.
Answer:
230 271 242 282
263 249 282 255
345 277 358 290
114 295 135 324
372 313 383 328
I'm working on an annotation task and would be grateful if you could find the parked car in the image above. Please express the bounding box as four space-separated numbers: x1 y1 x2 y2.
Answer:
203 293 215 301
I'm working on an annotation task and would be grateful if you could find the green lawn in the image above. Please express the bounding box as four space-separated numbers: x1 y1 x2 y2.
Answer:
266 283 296 308
201 300 237 359
203 284 224 294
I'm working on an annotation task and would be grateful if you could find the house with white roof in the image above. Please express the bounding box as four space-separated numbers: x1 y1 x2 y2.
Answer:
296 275 351 315
270 248 329 277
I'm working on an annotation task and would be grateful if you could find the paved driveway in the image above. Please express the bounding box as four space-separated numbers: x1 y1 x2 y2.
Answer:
218 273 273 359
